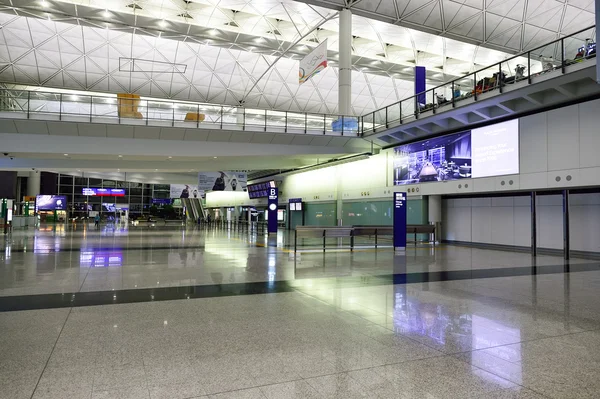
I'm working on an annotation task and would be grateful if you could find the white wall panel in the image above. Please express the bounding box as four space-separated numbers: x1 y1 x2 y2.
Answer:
519 112 547 174
536 195 563 250
570 193 600 253
546 105 579 172
578 99 600 168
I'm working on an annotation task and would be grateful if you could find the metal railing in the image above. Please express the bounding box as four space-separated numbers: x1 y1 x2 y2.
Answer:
361 25 597 135
0 26 594 138
0 89 359 136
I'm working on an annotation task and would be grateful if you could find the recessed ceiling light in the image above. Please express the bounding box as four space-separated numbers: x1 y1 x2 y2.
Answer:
209 29 217 36
102 10 110 18
213 156 217 159
155 169 158 171
40 0 48 7
64 153 68 156
168 156 172 159
158 19 167 28
118 155 123 158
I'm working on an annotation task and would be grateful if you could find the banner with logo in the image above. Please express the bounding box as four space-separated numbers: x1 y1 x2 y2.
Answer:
170 184 202 199
198 171 247 192
299 39 328 84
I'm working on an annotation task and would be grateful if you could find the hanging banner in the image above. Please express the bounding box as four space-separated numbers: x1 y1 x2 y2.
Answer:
170 184 202 199
198 172 247 192
299 39 328 84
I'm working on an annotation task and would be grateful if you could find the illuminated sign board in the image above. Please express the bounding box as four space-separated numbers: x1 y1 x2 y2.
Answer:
82 188 126 196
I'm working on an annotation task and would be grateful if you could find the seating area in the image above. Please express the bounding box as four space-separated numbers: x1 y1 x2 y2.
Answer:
294 224 435 252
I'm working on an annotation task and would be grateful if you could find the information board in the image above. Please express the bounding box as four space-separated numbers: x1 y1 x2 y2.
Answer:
393 192 407 251
267 188 278 234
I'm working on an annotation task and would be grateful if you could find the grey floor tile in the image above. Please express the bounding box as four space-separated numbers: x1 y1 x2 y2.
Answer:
148 380 207 399
259 380 322 399
208 387 266 399
305 372 371 399
91 385 150 399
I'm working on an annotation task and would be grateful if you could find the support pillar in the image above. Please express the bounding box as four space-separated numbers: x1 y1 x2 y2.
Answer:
428 195 442 243
27 171 40 198
338 8 352 116
531 192 537 257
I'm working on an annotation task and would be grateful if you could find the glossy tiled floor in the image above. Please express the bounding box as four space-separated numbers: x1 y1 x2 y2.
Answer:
1 224 599 398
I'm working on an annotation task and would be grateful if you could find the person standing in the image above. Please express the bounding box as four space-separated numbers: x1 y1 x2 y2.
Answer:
94 214 100 228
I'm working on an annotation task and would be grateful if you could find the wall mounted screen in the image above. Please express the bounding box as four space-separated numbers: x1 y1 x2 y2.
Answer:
393 119 519 185
36 195 67 211
471 119 519 178
247 181 276 199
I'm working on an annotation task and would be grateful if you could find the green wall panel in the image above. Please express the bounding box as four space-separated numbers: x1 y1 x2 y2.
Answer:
304 202 337 226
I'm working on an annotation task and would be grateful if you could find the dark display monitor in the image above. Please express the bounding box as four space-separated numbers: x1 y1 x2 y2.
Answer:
247 181 276 199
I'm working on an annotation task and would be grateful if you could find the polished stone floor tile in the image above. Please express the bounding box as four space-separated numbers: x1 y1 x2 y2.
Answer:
91 385 150 399
208 387 266 399
259 380 322 399
304 372 371 399
147 380 207 399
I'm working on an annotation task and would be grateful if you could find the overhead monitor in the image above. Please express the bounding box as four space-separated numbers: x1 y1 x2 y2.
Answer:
247 181 276 199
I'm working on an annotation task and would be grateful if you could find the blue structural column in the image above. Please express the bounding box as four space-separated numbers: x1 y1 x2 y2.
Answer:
393 192 407 252
267 188 278 234
415 66 426 108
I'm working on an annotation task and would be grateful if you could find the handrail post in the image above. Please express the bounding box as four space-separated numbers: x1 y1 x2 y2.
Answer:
59 93 62 121
285 111 288 133
145 99 148 126
89 96 93 123
414 95 418 119
473 72 477 101
197 104 200 128
323 230 326 253
561 38 565 73
242 107 246 131
172 103 175 127
372 111 375 132
27 91 30 119
220 107 223 129
498 63 503 94
341 115 345 136
432 88 436 114
304 112 307 134
385 105 388 127
399 101 402 124
264 109 267 131
323 113 326 134
527 51 531 84
451 81 455 108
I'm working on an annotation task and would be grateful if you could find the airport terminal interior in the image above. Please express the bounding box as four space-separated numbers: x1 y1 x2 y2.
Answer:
1 0 600 398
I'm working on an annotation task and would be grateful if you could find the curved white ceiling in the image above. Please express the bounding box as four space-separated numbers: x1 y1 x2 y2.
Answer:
0 0 593 114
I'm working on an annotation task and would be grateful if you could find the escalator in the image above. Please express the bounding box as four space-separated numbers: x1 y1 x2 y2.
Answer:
181 198 197 221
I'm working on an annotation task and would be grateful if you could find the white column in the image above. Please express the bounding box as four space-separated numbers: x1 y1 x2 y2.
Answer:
27 171 40 197
338 8 352 116
428 195 442 243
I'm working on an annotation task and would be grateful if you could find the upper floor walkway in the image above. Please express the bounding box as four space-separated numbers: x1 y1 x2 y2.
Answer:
0 26 597 146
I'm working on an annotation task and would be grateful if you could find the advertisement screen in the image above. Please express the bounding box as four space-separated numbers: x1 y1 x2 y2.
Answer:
170 184 202 199
36 195 67 211
199 172 247 192
471 119 520 178
393 120 519 185
393 132 472 185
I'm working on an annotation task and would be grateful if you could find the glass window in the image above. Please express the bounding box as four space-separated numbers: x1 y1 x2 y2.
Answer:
130 188 142 196
89 178 102 186
59 175 73 185
74 177 88 186
102 180 116 188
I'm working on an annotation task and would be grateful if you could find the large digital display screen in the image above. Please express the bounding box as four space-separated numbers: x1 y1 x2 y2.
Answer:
471 119 519 178
393 119 519 185
36 195 67 211
247 181 276 199
83 188 126 196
